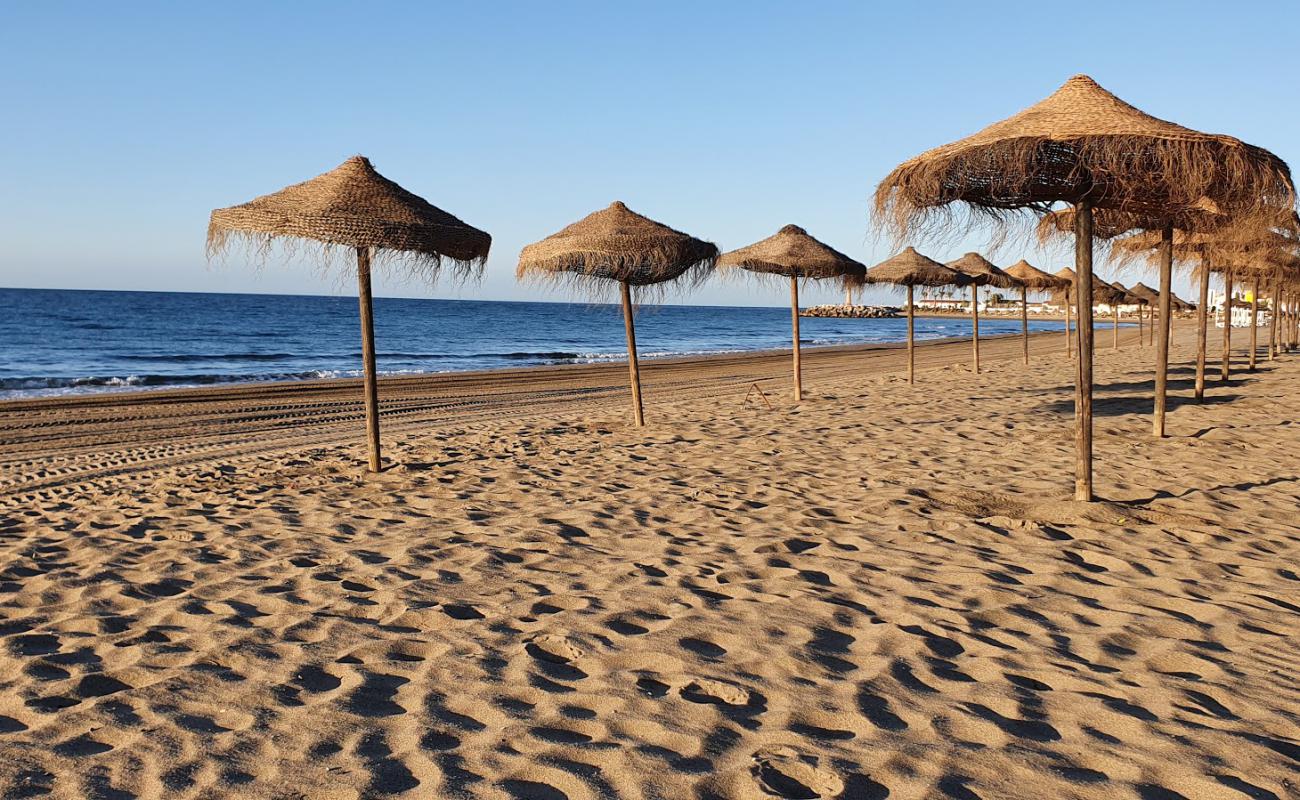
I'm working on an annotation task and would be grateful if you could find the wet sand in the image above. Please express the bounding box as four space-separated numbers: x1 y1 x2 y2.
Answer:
2 322 1298 800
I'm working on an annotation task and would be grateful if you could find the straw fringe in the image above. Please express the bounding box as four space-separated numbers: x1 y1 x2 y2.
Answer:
866 247 970 288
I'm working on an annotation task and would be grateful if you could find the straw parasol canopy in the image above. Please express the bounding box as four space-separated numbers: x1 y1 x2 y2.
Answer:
866 248 969 384
517 201 716 290
1005 259 1069 291
517 201 718 427
206 155 491 473
208 156 491 273
1035 197 1232 244
1128 282 1160 305
874 75 1293 233
719 225 867 402
717 224 866 283
865 247 969 287
945 252 1020 289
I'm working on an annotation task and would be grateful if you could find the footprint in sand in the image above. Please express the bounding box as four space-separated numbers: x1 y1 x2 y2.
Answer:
751 747 843 799
681 678 750 707
525 634 583 665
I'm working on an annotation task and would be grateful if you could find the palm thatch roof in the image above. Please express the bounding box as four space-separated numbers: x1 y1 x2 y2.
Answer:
946 252 1021 289
1112 226 1300 275
1035 197 1232 243
718 224 866 286
1128 283 1161 304
874 74 1294 238
207 156 491 274
866 247 970 287
516 201 717 288
1109 280 1147 305
1005 259 1068 291
1050 268 1125 305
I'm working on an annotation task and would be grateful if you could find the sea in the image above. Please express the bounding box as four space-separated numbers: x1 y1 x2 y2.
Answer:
0 288 1067 399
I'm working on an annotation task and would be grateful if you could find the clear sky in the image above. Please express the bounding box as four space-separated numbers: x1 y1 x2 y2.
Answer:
2 1 1296 307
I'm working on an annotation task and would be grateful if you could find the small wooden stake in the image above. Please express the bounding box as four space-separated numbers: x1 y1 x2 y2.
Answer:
1194 253 1210 401
790 274 803 402
971 284 981 374
1020 285 1029 365
1249 276 1260 372
356 247 382 472
620 280 645 427
907 284 916 384
1153 224 1174 439
1073 200 1095 502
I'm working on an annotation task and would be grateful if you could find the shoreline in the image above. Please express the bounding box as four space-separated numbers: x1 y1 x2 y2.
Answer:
1 327 1080 412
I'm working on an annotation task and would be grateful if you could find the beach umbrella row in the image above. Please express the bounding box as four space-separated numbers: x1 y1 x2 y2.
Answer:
201 159 1076 464
874 73 1294 501
204 76 1295 503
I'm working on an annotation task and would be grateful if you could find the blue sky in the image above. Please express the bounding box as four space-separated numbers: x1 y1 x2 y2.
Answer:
1 1 1296 306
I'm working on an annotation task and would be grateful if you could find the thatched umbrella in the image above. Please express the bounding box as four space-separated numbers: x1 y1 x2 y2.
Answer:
517 201 717 426
876 74 1294 499
207 156 491 472
1005 259 1069 364
1110 280 1150 347
946 253 1020 374
1108 281 1146 350
1053 267 1079 358
865 248 970 384
1128 282 1161 348
719 225 866 402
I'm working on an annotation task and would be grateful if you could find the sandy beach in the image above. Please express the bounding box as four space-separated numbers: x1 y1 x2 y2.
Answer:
2 323 1298 800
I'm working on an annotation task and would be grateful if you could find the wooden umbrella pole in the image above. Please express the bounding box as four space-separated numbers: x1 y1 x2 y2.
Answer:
620 281 645 427
1073 200 1095 502
1153 223 1174 438
971 284 981 374
1249 276 1259 371
356 247 382 472
907 284 916 384
1065 291 1073 359
1137 303 1144 348
1020 285 1029 365
1194 253 1210 401
1222 269 1234 381
1112 305 1119 351
790 274 803 402
1284 291 1294 351
1268 282 1279 361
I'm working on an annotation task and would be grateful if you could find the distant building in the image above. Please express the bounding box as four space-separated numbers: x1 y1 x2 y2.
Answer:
914 297 968 312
